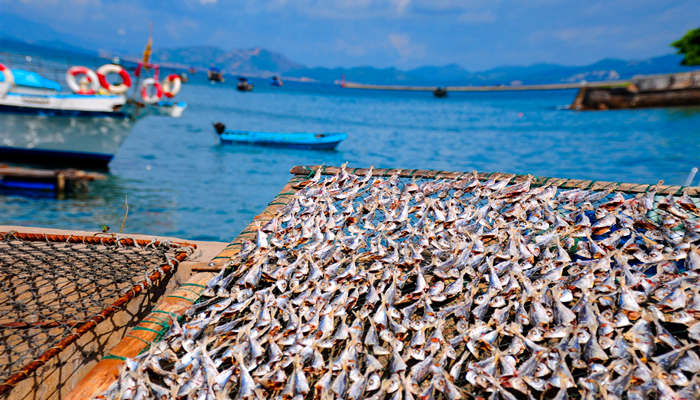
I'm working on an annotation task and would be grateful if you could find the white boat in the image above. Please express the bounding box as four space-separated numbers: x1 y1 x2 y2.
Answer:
0 63 186 167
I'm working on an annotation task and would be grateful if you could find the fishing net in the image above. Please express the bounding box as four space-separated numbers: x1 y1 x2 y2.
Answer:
107 169 700 399
0 232 194 393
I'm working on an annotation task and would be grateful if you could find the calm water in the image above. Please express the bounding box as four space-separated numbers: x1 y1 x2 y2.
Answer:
2 76 699 241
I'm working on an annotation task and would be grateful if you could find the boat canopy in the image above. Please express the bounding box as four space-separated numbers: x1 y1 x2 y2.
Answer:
0 69 62 91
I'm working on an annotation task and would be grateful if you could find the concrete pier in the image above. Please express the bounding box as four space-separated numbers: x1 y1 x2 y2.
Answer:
340 80 628 92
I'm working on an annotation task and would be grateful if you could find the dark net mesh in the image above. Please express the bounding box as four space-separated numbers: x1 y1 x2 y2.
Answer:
0 233 191 385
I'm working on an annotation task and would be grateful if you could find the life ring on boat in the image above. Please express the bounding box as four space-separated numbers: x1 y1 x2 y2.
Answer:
66 66 100 95
96 64 131 94
0 63 14 98
161 74 182 98
140 78 163 104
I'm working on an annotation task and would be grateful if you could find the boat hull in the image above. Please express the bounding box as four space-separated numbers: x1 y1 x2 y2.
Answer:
0 146 114 167
0 91 187 167
0 110 133 167
218 130 347 150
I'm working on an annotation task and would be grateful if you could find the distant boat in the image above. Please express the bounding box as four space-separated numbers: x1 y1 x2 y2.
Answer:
188 67 196 74
237 77 253 92
271 76 283 87
213 122 346 150
433 87 448 98
208 67 224 83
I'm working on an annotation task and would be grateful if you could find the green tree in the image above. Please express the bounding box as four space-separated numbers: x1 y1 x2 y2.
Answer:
671 28 700 66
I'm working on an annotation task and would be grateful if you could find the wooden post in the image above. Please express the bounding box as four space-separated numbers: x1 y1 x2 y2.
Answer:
56 172 66 193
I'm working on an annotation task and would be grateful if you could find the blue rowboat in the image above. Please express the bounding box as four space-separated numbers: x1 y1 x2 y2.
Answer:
213 123 346 150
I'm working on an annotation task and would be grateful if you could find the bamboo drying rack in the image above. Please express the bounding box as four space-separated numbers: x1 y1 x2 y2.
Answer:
66 164 699 399
0 232 196 397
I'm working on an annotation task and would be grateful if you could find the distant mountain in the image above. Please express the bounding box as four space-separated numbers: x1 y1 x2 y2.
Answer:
150 46 303 76
462 55 693 85
286 54 695 85
147 45 695 85
1 25 696 86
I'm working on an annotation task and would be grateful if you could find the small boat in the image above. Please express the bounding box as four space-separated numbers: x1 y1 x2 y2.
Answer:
271 76 283 87
433 87 448 98
237 77 253 92
208 67 224 83
213 122 346 150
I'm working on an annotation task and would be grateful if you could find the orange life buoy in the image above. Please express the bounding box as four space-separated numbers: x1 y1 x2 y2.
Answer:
140 78 163 104
161 74 182 98
66 66 100 95
96 64 131 94
0 63 14 98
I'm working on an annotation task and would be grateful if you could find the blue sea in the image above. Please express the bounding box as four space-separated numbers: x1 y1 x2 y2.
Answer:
1 64 699 242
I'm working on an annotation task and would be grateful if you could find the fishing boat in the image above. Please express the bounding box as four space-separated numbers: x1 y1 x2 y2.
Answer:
236 77 253 92
0 41 187 167
207 67 224 83
213 122 346 150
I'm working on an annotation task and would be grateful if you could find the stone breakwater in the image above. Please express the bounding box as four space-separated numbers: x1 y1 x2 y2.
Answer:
570 71 700 110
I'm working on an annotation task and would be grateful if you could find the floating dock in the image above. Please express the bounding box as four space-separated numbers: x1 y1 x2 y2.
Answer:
0 165 105 194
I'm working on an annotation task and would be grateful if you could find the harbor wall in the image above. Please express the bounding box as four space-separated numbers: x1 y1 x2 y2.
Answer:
570 70 700 110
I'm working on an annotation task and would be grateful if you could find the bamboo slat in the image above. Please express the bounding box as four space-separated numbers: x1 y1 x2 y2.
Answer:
289 165 700 196
66 176 304 400
0 232 192 248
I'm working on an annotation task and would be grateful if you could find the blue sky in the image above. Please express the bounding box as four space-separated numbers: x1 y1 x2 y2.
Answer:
1 0 698 70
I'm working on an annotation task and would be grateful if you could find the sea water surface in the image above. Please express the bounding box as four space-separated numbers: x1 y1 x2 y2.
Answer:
2 75 699 241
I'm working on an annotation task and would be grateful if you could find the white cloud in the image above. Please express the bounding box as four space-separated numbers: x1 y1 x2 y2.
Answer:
391 0 411 15
388 33 426 59
200 0 217 4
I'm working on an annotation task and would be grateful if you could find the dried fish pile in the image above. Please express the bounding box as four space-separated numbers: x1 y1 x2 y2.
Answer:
105 168 700 399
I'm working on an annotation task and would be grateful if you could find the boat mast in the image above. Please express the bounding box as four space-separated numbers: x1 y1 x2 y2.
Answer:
130 23 153 102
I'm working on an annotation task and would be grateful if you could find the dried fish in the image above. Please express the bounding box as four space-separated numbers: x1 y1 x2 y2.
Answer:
103 169 700 400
